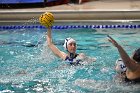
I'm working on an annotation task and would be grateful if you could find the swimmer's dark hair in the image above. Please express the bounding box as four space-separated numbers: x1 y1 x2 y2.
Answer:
133 48 140 63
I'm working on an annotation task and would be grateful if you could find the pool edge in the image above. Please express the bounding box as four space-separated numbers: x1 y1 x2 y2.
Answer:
0 10 140 24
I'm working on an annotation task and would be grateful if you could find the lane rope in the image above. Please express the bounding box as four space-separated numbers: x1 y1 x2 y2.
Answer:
0 24 140 30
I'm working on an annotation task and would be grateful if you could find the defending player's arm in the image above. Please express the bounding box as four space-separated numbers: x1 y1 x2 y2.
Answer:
108 35 137 72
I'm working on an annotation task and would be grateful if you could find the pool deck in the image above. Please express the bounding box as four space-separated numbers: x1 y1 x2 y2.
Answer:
0 0 140 23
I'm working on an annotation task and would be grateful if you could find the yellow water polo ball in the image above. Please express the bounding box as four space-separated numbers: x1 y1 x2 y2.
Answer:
39 12 54 27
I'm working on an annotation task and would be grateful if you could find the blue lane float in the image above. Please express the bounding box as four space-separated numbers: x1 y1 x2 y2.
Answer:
0 25 140 30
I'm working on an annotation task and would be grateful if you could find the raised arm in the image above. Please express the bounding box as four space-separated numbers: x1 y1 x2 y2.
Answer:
108 35 137 72
46 27 66 60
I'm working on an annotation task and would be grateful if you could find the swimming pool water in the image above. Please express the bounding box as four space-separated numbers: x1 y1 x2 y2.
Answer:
0 23 140 93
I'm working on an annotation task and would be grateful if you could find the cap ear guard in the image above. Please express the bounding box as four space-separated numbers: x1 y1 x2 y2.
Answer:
63 38 70 50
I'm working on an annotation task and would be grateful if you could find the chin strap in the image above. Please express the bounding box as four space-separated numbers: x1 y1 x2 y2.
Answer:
70 53 75 58
67 50 75 59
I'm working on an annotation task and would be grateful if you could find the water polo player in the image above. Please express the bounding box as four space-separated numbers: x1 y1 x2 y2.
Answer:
108 35 140 83
39 12 96 65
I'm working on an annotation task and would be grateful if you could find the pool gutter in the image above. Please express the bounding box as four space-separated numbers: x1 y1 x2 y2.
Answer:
0 10 140 24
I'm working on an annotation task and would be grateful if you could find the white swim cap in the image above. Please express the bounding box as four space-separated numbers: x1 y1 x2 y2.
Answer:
63 37 76 50
115 58 127 73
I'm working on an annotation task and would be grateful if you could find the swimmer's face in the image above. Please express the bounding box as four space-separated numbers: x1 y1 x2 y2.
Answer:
67 42 76 53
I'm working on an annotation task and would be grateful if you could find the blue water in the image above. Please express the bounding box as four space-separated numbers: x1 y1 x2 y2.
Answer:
0 24 140 93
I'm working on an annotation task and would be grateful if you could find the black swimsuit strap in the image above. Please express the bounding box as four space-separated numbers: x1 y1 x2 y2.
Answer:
125 76 140 83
